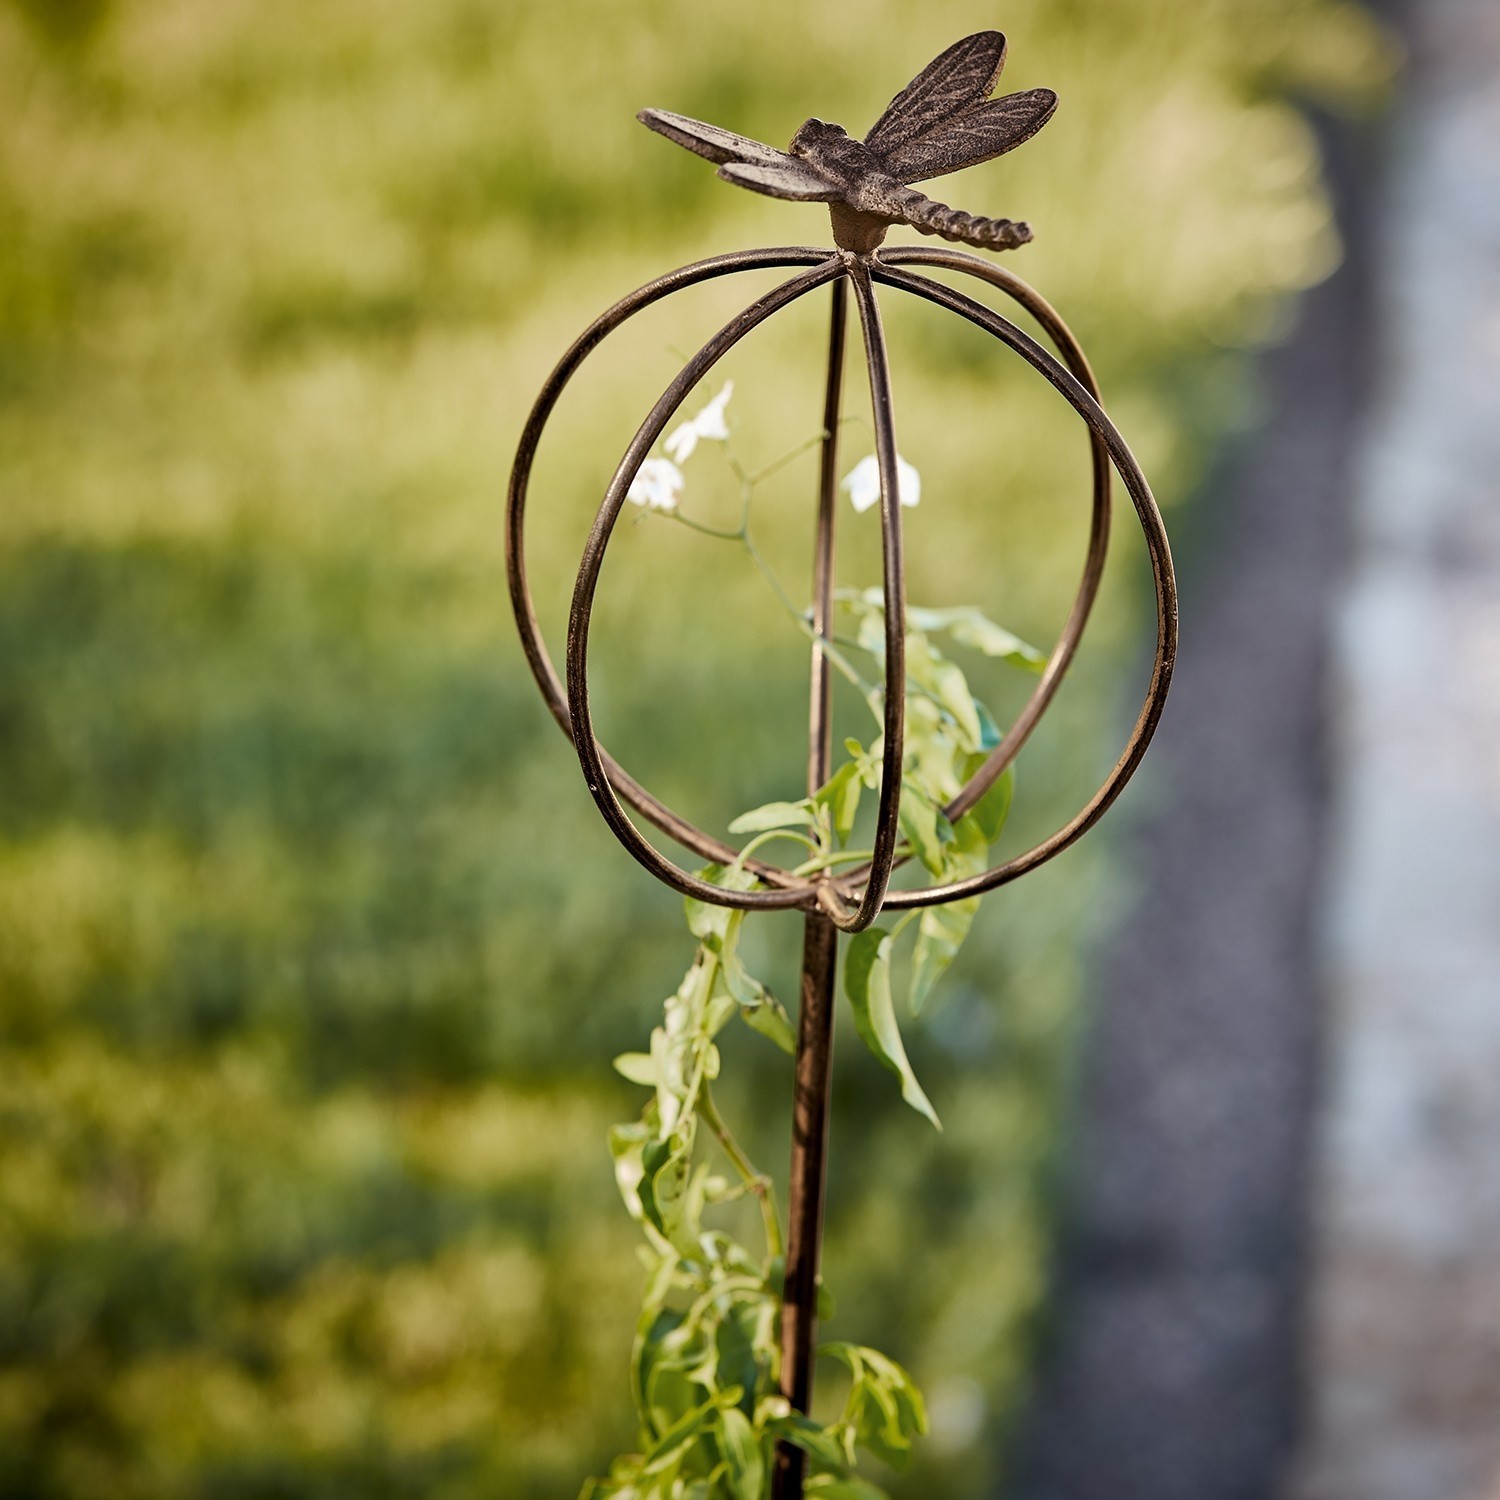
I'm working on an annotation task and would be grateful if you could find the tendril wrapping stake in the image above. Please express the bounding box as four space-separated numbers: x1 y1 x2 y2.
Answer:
506 30 1177 1499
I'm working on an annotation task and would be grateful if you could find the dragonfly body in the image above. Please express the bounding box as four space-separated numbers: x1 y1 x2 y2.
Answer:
787 118 1034 253
640 32 1056 255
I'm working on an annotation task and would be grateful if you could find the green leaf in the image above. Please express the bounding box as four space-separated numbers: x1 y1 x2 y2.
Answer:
714 1300 765 1417
844 588 887 657
727 800 816 834
907 638 983 751
855 1347 928 1444
679 1162 721 1260
712 918 760 1008
973 698 1003 752
769 1431 848 1474
718 1406 764 1499
696 892 797 1055
813 760 864 846
960 756 1014 845
581 1458 650 1500
762 1414 850 1473
608 1120 652 1224
897 786 952 877
843 929 941 1130
685 863 755 947
822 1344 927 1472
614 1052 658 1087
712 937 795 1055
908 899 977 1016
804 1477 889 1500
739 992 796 1054
634 1304 689 1430
640 1132 694 1245
904 604 1046 671
641 1392 723 1476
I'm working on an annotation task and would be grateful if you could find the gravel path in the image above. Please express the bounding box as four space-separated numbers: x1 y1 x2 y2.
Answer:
1292 1 1500 1495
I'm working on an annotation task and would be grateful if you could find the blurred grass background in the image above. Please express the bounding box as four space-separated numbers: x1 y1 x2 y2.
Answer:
0 1 1389 1496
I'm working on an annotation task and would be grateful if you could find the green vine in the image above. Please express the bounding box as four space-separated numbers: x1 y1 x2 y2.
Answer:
585 386 1044 1499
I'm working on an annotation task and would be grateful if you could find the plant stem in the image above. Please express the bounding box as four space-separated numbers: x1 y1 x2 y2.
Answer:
734 827 822 870
740 528 882 710
657 451 884 719
745 424 834 486
890 908 919 941
699 1084 783 1261
666 511 744 542
792 847 883 877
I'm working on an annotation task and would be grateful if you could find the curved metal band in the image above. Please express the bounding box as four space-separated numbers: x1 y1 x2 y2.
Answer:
564 258 849 913
880 246 1111 824
506 247 836 893
842 258 1178 909
816 261 908 932
509 243 1175 921
824 246 1114 902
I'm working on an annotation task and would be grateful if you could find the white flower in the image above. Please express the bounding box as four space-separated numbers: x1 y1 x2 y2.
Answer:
840 453 922 514
664 380 734 464
626 457 684 512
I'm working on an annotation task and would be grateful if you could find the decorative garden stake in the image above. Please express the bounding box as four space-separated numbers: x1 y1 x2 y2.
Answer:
507 30 1178 1500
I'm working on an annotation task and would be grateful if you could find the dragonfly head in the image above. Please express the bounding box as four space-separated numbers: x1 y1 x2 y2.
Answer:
789 118 888 253
789 118 847 155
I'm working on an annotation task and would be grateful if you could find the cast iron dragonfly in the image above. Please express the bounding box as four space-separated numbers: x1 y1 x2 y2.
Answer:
640 30 1056 254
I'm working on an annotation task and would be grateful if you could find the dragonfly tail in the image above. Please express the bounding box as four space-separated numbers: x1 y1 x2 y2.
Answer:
891 189 1033 251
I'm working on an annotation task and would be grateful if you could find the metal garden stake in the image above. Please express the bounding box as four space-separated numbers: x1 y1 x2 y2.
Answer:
507 31 1178 1499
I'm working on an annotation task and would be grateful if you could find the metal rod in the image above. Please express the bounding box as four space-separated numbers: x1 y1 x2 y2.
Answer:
816 261 908 933
773 275 849 1500
808 274 847 795
774 911 839 1500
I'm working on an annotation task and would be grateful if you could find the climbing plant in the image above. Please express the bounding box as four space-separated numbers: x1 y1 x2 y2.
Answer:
586 386 1044 1498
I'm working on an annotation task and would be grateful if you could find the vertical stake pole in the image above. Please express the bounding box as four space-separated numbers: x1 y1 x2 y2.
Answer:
773 273 847 1500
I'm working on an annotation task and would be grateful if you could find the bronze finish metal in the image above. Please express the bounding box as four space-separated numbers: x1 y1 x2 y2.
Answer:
503 32 1177 1500
507 249 1174 921
773 280 846 1500
776 910 839 1500
639 31 1056 254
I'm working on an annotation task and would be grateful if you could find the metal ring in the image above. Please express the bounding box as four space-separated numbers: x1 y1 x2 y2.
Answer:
822 246 1114 905
507 246 1175 920
880 246 1112 825
811 260 909 933
506 248 836 896
564 258 847 913
837 255 1177 909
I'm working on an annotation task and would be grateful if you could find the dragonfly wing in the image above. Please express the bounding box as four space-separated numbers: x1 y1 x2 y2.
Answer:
637 108 791 168
881 89 1058 184
864 31 1008 158
717 160 840 202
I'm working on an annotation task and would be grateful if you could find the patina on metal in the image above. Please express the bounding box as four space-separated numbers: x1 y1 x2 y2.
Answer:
505 31 1178 1500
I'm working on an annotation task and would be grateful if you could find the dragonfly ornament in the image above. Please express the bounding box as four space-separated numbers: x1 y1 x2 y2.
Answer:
640 30 1056 254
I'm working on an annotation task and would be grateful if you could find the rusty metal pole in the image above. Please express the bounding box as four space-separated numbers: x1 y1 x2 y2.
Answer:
773 275 846 1500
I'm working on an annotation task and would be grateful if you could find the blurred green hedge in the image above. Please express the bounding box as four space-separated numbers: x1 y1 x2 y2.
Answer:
0 1 1387 1496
